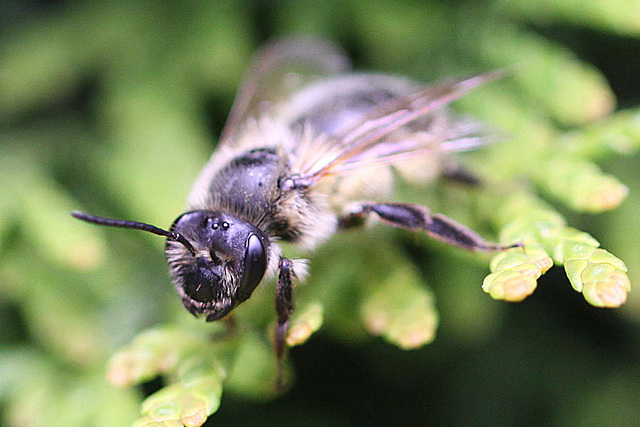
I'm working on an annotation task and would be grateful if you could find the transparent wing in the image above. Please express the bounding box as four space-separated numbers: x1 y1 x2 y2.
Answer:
291 71 505 186
220 37 351 143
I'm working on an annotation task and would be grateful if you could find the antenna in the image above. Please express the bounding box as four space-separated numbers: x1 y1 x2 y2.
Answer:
71 211 197 256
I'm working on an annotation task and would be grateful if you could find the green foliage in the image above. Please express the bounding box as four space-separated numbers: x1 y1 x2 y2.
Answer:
1 1 639 426
484 191 630 307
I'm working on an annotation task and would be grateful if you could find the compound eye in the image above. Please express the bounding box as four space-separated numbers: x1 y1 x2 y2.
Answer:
238 233 267 301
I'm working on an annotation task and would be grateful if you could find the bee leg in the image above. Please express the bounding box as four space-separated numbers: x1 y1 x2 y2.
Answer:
274 257 294 389
343 202 519 251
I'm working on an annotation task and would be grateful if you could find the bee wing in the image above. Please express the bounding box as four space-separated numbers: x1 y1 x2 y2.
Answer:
292 71 504 185
220 37 351 143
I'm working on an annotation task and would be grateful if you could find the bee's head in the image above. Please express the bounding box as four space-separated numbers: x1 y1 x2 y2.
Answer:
166 210 268 321
71 210 268 321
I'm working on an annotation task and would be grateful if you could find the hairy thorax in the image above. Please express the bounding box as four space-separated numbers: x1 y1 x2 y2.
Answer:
203 147 336 252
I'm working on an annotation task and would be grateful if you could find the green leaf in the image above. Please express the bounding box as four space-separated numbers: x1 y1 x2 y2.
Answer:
486 192 631 307
360 267 438 349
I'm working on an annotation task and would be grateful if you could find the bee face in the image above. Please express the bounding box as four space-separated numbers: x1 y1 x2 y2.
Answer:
166 210 268 321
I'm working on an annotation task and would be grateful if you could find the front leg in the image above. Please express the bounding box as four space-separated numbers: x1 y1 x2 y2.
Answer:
274 257 294 388
340 202 519 251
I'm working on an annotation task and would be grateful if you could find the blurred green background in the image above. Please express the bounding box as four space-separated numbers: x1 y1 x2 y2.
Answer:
1 0 640 426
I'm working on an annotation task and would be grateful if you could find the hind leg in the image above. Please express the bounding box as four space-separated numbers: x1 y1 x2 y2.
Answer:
339 201 519 251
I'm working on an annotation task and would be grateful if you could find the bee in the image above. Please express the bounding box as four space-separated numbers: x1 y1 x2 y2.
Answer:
73 38 517 373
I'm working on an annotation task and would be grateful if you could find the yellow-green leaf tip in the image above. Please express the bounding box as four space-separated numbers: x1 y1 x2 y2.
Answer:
484 248 552 302
360 272 438 349
483 270 538 302
561 244 630 306
108 349 161 387
286 302 324 347
582 273 630 308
